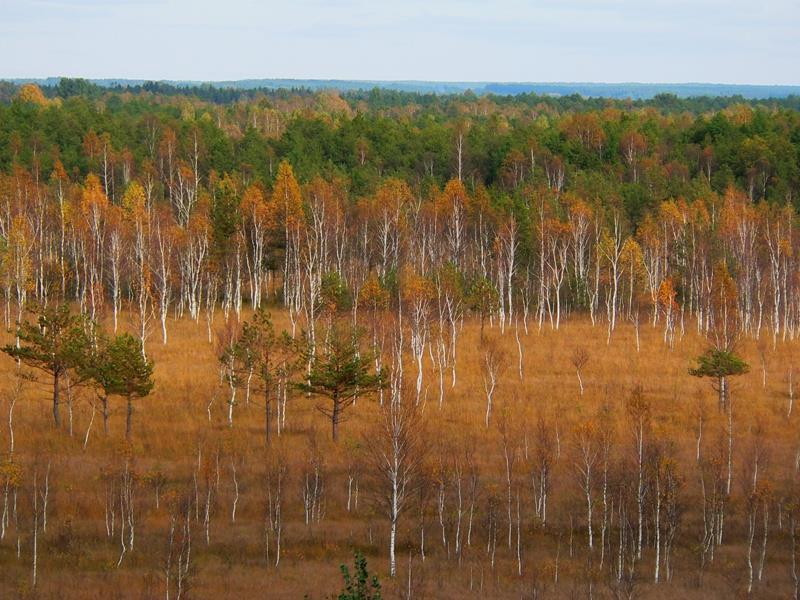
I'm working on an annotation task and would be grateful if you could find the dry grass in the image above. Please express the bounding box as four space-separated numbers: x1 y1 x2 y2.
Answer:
0 309 796 598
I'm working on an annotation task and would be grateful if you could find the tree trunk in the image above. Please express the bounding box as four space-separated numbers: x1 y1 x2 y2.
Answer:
126 396 133 441
102 396 109 436
332 396 340 442
389 517 397 577
52 371 61 429
265 389 271 446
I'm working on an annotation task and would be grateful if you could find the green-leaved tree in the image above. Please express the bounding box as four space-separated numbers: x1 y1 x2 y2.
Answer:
90 333 155 440
467 276 499 342
2 304 92 428
690 348 749 410
299 325 384 442
221 308 302 444
337 552 381 600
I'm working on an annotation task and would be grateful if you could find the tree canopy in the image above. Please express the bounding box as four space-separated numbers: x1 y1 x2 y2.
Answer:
298 325 385 442
88 333 154 439
2 304 92 428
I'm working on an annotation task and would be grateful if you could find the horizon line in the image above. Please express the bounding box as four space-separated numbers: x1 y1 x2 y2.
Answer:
4 77 800 88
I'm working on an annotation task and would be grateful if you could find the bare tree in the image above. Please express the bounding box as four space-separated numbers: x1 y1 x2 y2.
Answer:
571 347 590 395
573 419 599 550
301 435 326 525
31 466 40 588
6 370 30 455
626 385 650 560
757 339 768 389
116 459 136 567
265 452 287 568
497 407 518 550
788 355 796 418
531 414 555 526
482 339 507 427
164 491 193 600
366 396 424 578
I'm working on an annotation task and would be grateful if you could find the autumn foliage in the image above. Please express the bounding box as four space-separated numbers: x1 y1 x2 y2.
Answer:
0 82 798 597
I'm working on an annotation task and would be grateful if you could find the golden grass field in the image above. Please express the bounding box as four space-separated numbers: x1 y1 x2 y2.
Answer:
0 309 796 599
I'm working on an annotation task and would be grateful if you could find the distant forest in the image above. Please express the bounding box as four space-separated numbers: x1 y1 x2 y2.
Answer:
5 76 800 101
1 77 799 218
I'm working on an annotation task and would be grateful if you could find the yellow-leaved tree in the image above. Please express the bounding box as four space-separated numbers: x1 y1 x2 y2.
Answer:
15 83 48 107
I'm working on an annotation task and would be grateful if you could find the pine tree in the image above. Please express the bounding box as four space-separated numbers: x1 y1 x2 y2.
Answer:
299 324 384 442
3 304 92 429
90 333 155 440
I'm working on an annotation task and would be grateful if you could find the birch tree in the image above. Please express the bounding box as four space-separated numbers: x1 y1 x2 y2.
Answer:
366 397 423 577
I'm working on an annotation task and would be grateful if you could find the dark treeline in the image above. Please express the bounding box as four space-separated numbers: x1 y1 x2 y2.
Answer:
3 79 799 204
5 76 800 109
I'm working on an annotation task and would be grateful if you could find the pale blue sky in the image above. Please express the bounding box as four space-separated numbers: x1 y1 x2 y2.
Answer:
1 0 798 84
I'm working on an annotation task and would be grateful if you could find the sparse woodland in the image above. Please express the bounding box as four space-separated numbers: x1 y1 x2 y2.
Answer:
0 81 799 597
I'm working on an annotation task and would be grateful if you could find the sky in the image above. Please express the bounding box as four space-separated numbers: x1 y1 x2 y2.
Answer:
1 0 798 84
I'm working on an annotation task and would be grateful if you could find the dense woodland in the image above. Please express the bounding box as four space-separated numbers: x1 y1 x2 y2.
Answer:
0 80 799 597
